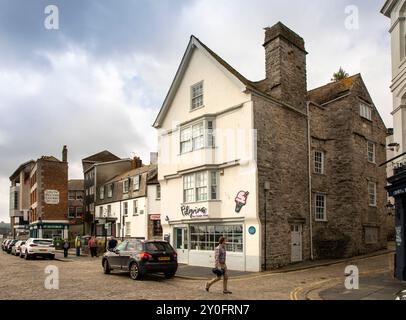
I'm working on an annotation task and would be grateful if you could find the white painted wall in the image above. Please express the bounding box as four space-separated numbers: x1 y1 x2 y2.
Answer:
147 185 160 214
121 197 148 239
156 46 261 271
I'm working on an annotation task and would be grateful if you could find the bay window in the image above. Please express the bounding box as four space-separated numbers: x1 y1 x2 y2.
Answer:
183 171 218 203
180 119 215 154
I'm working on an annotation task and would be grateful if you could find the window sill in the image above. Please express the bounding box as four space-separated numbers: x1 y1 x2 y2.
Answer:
182 200 221 205
367 161 376 165
315 219 328 222
190 105 205 112
178 146 216 156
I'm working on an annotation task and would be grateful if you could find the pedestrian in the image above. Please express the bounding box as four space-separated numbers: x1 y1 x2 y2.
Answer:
88 236 98 257
63 239 70 258
205 236 232 294
107 236 118 251
75 235 81 257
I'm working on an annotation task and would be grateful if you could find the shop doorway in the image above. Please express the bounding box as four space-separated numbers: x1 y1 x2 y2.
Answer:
174 227 189 264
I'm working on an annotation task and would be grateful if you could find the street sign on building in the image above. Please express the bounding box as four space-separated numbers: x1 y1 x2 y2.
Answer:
44 190 60 204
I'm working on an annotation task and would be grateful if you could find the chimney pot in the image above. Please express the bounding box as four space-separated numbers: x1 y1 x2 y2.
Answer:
62 145 68 162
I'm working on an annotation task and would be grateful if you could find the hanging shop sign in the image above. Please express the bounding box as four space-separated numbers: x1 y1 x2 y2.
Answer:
44 190 60 204
235 191 249 213
181 205 208 218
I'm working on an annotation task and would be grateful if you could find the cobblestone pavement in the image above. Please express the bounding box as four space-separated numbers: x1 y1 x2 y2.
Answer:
0 250 399 300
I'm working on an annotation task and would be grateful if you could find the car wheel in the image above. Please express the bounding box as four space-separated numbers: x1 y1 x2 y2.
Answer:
129 262 141 280
103 259 111 274
164 271 176 279
25 251 30 260
20 253 24 259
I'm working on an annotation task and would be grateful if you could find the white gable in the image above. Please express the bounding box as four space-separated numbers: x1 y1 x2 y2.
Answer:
153 37 250 129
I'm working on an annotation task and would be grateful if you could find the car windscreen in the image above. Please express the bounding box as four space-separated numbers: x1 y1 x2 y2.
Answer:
145 242 173 252
33 240 53 245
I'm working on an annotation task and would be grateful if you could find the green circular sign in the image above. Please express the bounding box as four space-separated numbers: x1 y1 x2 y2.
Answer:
248 226 256 235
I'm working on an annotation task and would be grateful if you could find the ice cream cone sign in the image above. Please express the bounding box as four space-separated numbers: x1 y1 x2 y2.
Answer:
235 191 249 213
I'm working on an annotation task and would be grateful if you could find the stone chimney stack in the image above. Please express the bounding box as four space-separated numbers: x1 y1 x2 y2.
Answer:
131 156 142 169
62 145 68 162
263 22 307 112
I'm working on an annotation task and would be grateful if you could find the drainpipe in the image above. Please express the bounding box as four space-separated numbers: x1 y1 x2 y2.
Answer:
307 101 314 260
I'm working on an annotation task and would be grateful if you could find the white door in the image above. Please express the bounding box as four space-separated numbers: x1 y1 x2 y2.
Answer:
291 224 303 262
174 228 189 264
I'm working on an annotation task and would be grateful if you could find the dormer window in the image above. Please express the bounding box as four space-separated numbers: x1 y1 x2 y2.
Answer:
360 103 372 121
191 81 204 110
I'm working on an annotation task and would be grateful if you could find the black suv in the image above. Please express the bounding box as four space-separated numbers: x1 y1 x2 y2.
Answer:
102 240 178 280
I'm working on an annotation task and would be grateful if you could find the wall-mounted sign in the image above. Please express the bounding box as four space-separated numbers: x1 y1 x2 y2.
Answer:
396 226 402 246
181 205 208 218
235 191 249 213
150 214 161 221
44 190 60 204
248 226 256 235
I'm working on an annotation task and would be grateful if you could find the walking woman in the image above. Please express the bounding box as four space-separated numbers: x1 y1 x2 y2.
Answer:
205 236 232 294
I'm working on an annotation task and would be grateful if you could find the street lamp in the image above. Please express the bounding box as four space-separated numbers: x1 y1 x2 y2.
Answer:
386 201 395 216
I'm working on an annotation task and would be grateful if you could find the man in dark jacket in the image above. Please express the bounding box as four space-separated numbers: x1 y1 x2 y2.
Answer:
63 240 70 258
107 236 118 251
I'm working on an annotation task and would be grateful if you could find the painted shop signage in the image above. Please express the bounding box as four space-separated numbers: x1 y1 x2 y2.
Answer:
181 205 208 218
44 190 60 204
235 191 249 213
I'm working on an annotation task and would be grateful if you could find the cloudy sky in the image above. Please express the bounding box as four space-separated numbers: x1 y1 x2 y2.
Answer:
0 0 392 223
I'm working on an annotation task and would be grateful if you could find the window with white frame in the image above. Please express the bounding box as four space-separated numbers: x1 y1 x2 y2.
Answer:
123 202 128 216
99 206 103 217
133 200 138 215
99 186 104 200
107 205 111 217
68 191 75 200
191 81 203 110
314 150 324 174
315 194 327 221
123 179 130 193
368 182 377 207
89 186 95 195
180 119 215 154
133 175 140 191
360 103 372 121
107 184 113 198
156 184 161 200
183 171 218 203
367 141 376 163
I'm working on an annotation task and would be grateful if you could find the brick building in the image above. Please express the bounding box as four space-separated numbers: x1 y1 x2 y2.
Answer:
154 22 388 271
68 179 84 238
28 146 69 239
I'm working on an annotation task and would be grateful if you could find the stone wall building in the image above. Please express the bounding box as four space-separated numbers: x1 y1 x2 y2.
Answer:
154 22 387 271
308 75 388 259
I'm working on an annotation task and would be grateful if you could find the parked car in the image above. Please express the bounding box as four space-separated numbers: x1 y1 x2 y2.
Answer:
102 240 178 280
6 240 18 254
21 238 55 260
1 239 9 251
11 240 26 256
